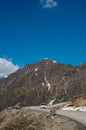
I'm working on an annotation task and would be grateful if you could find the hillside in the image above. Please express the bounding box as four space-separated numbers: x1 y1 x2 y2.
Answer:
0 108 85 130
0 59 86 111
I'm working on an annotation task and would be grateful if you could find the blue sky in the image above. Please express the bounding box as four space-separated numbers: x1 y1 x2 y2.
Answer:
0 0 86 76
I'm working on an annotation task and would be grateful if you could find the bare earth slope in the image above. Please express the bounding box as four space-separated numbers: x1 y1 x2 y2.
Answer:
0 108 85 130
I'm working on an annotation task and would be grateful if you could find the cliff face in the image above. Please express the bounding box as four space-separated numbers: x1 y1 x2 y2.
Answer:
0 59 86 110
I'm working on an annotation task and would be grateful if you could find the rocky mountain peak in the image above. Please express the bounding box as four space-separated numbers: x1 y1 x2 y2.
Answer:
0 59 86 111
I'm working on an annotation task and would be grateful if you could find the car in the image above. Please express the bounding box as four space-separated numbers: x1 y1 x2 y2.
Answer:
40 103 47 109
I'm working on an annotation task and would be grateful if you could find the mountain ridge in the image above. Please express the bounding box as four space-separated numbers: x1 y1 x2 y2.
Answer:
0 58 86 111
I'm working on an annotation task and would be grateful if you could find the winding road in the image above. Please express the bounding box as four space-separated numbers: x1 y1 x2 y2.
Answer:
56 110 86 127
23 106 86 128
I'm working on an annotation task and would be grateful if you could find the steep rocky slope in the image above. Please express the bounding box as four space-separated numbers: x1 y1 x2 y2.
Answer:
0 108 85 130
0 59 86 111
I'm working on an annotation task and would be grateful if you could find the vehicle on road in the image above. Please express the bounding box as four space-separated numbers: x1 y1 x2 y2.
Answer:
40 103 47 109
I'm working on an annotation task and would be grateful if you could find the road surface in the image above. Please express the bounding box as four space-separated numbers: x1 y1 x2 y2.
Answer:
56 110 86 127
23 106 86 127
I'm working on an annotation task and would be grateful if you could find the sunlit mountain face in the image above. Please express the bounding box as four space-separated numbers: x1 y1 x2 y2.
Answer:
0 59 86 111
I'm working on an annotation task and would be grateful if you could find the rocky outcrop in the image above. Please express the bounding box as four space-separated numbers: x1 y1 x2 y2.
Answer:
72 94 86 106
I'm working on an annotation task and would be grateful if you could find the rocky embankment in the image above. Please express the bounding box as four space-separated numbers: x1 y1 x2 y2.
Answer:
0 108 85 130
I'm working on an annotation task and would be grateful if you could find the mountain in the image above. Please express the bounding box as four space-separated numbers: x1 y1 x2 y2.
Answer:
0 58 86 111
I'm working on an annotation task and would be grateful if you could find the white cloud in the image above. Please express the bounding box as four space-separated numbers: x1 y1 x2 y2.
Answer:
40 0 58 9
0 58 19 78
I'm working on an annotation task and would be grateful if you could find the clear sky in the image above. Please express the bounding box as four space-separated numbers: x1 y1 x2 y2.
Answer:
0 0 86 69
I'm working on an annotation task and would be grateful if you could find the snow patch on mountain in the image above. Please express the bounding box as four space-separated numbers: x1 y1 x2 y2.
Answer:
52 60 57 63
61 106 86 112
35 68 38 71
25 69 29 74
42 82 45 87
35 73 38 76
43 58 49 60
48 99 56 105
44 72 50 90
